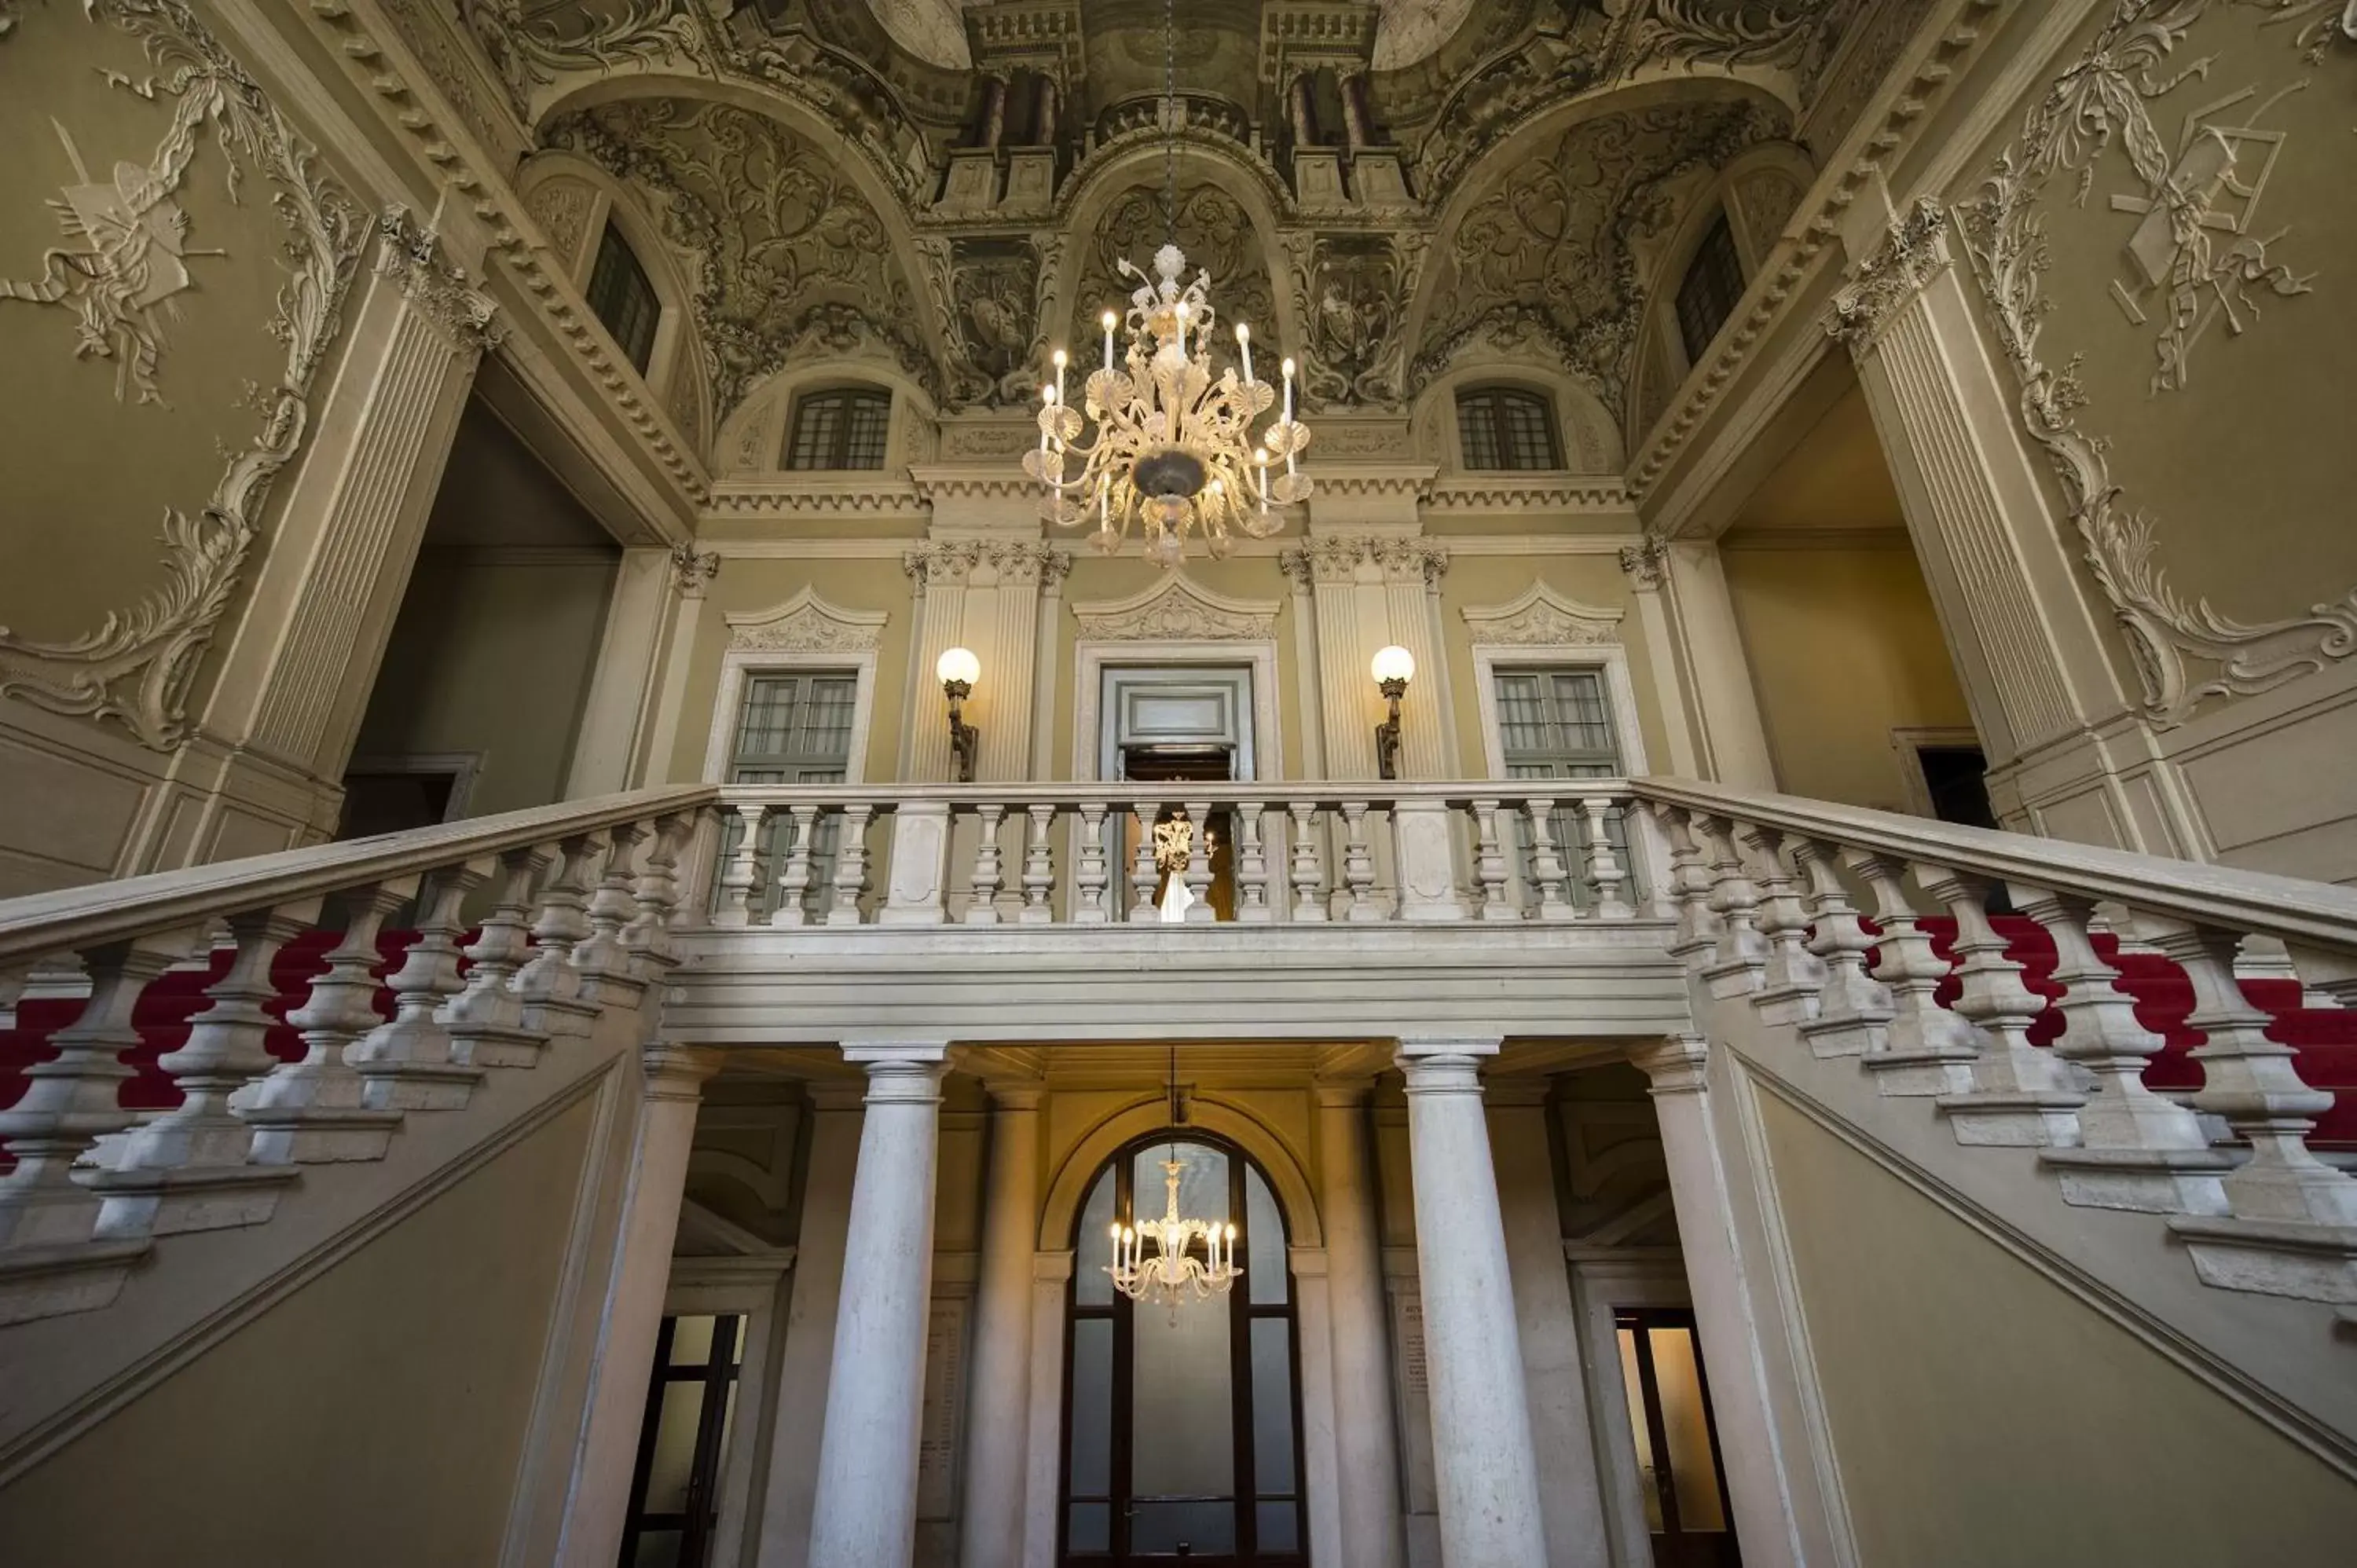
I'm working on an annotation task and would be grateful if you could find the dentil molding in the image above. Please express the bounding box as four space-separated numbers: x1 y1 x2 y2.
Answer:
724 586 885 654
1069 574 1281 643
1462 582 1625 647
0 0 368 750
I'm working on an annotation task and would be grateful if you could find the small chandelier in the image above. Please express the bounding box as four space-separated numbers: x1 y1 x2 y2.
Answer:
1106 1045 1241 1306
1020 0 1311 565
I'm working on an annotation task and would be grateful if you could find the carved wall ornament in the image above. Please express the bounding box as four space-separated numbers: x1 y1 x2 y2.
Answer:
524 176 597 268
0 0 366 750
372 0 520 163
1288 230 1422 410
1283 534 1449 588
724 586 885 653
919 233 1055 409
1618 537 1670 589
374 206 500 354
459 0 707 112
1070 574 1282 643
1956 0 2357 724
544 97 936 422
1067 183 1277 361
1462 582 1626 647
1615 1 1866 85
669 543 720 595
1824 193 1951 351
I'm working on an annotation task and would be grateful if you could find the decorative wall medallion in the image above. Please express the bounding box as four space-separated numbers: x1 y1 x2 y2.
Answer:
524 176 596 267
724 586 885 653
1462 582 1625 646
1956 0 2357 724
1070 575 1281 643
0 0 365 749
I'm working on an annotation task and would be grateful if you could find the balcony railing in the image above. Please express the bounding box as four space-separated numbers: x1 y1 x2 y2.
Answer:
701 782 1665 929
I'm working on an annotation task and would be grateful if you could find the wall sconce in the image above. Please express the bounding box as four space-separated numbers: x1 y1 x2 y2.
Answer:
1371 644 1414 781
937 646 981 782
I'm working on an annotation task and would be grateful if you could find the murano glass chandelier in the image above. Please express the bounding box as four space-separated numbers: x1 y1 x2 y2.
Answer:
1106 1045 1241 1307
1021 0 1312 565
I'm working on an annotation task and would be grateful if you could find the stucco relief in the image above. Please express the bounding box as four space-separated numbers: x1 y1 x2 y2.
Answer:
1956 0 2357 724
460 0 706 110
860 0 970 71
524 175 597 269
724 586 886 653
1371 0 1479 71
545 97 933 420
0 0 366 749
1462 583 1624 647
1067 183 1277 365
1069 575 1281 643
1288 230 1424 411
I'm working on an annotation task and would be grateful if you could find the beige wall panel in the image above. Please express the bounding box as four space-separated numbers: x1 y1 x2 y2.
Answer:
0 1095 601 1566
1754 1092 2357 1566
665 558 915 783
355 551 618 819
0 725 149 896
937 1115 987 1253
1438 556 1672 776
1723 545 1971 812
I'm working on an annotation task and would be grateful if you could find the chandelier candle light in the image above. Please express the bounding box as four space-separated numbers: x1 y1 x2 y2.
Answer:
1106 1042 1243 1307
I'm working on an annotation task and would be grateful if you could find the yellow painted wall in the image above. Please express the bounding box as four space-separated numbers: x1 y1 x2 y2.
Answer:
1723 544 1971 812
0 1094 603 1567
1754 1090 2357 1566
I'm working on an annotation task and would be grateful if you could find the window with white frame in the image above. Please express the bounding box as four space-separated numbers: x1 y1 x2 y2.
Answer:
724 672 856 919
1491 665 1637 906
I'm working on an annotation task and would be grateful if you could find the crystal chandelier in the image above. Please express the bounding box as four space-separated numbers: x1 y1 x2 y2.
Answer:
1020 0 1311 566
1106 1045 1241 1306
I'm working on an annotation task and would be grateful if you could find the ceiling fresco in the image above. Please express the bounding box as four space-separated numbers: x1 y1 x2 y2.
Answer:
434 1 1925 441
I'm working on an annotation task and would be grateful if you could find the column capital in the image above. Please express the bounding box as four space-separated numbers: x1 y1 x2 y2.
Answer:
1826 193 1952 354
843 1039 953 1103
1618 536 1669 591
1629 1034 1712 1096
984 1079 1047 1112
1393 1035 1501 1094
1033 1249 1076 1283
641 1043 722 1103
1312 1075 1376 1108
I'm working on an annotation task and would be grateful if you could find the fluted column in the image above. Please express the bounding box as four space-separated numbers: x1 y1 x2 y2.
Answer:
959 1081 1045 1568
1315 1079 1408 1568
807 1042 954 1568
1393 1036 1547 1568
1628 1035 1804 1568
559 1044 721 1568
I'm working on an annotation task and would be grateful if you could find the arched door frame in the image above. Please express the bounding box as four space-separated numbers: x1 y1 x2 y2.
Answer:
1058 1127 1311 1566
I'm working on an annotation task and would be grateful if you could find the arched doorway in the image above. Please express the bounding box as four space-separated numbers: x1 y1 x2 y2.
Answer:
1061 1134 1307 1565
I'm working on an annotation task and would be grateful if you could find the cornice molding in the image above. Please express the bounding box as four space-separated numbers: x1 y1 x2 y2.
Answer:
705 480 928 518
1425 476 1633 514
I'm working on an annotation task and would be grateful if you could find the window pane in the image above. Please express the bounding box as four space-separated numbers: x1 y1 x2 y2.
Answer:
1069 1318 1114 1496
1129 1499 1236 1555
1131 1156 1234 1506
1251 1317 1296 1493
588 222 660 374
1617 1328 1664 1533
1255 1501 1299 1552
1677 214 1747 365
1457 387 1559 471
667 1314 715 1368
1650 1326 1729 1532
644 1382 708 1515
632 1530 684 1568
1076 1168 1115 1306
1066 1500 1110 1553
785 389 891 471
1495 674 1548 754
1244 1167 1286 1304
845 393 891 468
786 397 842 471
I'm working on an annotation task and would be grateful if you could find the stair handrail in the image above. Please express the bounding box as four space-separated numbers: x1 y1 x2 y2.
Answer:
711 778 1633 806
0 786 718 967
1632 777 2357 954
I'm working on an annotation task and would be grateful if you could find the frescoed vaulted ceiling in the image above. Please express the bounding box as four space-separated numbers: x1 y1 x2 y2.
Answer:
444 0 1931 445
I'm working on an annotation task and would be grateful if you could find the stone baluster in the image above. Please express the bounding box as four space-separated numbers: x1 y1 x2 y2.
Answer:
967 803 1007 927
1653 807 1722 960
1471 800 1513 921
239 878 417 1163
1787 837 1893 1059
2143 918 2357 1233
350 858 495 1111
1736 825 1823 1023
0 932 195 1264
713 803 768 928
574 822 648 995
2009 887 2228 1214
1288 801 1329 922
515 833 607 1041
1581 797 1634 921
1074 803 1112 924
1690 815 1768 997
1020 804 1058 925
84 903 324 1238
1233 803 1273 922
1182 799 1216 922
625 811 701 973
771 804 822 929
827 804 874 925
1521 797 1573 922
1129 799 1163 922
1339 801 1380 921
1913 864 2085 1145
442 844 555 1068
1839 850 1978 1094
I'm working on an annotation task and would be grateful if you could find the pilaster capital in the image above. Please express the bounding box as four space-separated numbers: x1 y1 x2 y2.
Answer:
1285 1244 1331 1279
1628 1034 1712 1097
669 543 721 598
1618 536 1669 591
375 204 500 354
1826 194 1951 355
1033 1249 1076 1284
1277 547 1317 593
903 540 981 588
1312 1075 1376 1109
984 1079 1047 1112
641 1043 723 1103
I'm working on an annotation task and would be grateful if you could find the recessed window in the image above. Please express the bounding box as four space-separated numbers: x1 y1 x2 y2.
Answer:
1674 212 1747 366
1455 386 1563 472
723 671 858 922
783 387 893 471
585 219 661 375
1493 665 1637 907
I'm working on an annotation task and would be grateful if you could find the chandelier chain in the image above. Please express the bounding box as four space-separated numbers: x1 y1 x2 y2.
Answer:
1162 0 1176 248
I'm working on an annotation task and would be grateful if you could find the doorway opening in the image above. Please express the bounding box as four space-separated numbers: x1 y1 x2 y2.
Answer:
1101 666 1252 921
1061 1133 1305 1565
1615 1306 1739 1568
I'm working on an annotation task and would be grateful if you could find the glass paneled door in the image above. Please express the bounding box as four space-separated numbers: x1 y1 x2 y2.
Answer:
1062 1137 1306 1566
1615 1307 1739 1568
619 1313 744 1567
